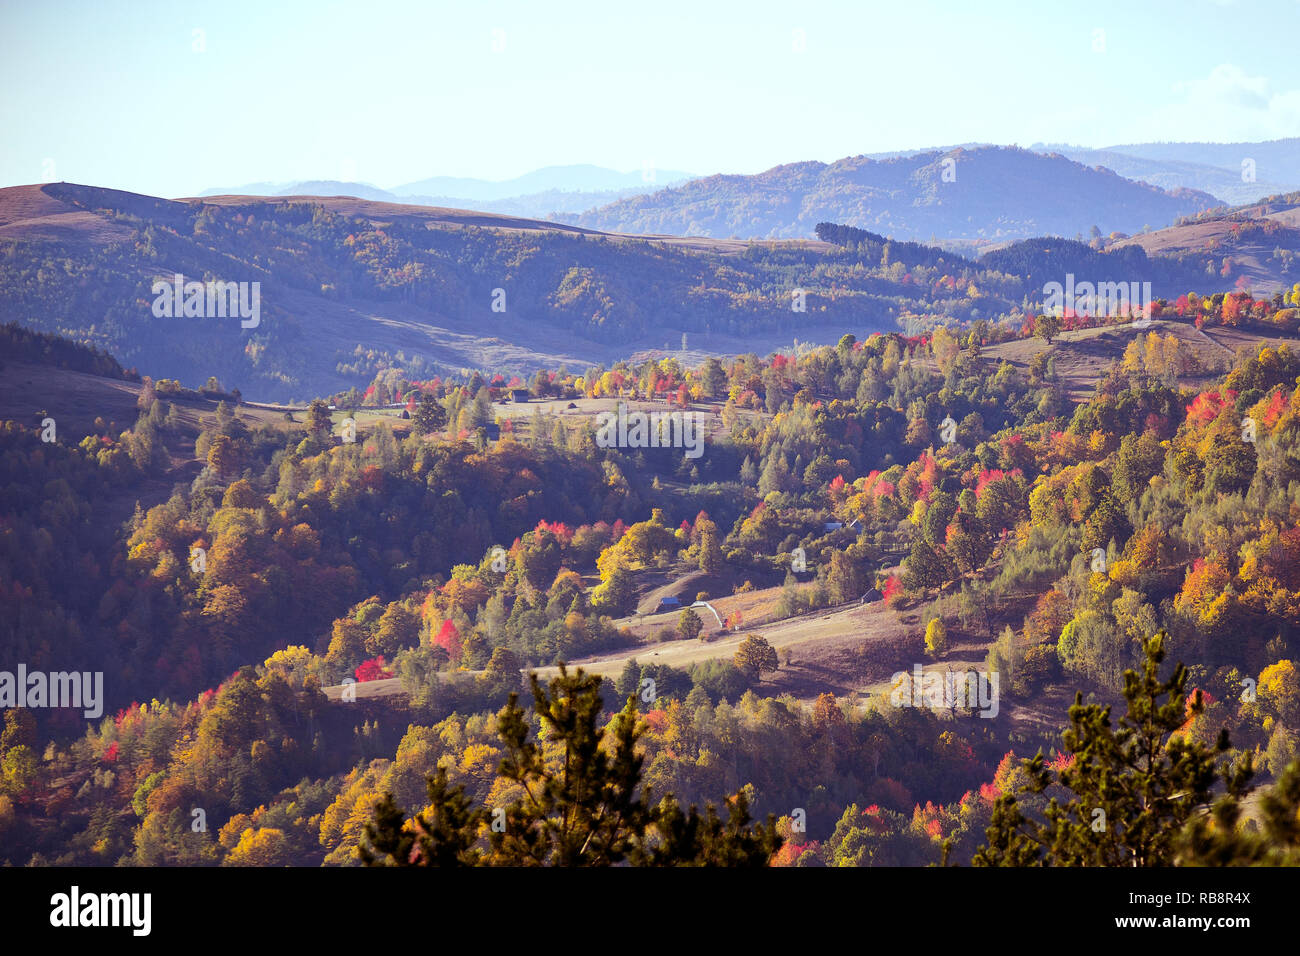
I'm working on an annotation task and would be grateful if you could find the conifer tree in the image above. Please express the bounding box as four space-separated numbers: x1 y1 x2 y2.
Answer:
412 392 448 435
678 607 703 642
305 398 332 439
361 666 780 866
973 633 1254 866
1177 760 1300 865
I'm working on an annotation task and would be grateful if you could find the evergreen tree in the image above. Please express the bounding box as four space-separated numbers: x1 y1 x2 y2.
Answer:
973 633 1254 867
698 518 723 574
678 607 703 641
615 659 641 701
700 358 726 399
902 537 950 592
360 766 483 867
412 392 448 435
305 398 332 439
1178 759 1300 865
361 667 780 866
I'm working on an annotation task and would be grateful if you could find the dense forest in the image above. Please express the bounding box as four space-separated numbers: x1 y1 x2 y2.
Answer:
4 287 1300 866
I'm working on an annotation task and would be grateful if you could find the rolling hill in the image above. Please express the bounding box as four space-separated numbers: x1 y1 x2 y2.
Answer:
860 139 1300 205
0 182 926 401
1032 147 1296 207
1111 191 1300 293
1030 138 1300 205
563 146 1219 241
3 180 1296 404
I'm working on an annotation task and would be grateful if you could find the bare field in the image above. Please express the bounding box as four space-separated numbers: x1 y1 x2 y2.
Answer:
536 598 906 684
0 361 143 437
980 319 1299 401
493 395 765 449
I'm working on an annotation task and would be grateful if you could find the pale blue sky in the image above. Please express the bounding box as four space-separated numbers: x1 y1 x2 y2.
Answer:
2 0 1298 197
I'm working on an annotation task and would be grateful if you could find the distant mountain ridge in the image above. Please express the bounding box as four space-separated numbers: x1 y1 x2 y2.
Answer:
1031 138 1300 205
1090 138 1300 171
856 139 1300 204
391 164 696 200
563 146 1218 241
197 165 697 220
193 141 1296 237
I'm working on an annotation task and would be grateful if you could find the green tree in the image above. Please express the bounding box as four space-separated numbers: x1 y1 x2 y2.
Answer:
361 667 780 866
1112 432 1164 506
697 518 723 575
678 607 703 642
482 647 522 694
413 392 448 435
1179 759 1300 865
921 491 957 547
902 537 950 592
973 633 1254 867
369 604 420 657
1080 494 1127 554
700 358 726 400
591 564 635 616
305 399 332 439
615 659 641 702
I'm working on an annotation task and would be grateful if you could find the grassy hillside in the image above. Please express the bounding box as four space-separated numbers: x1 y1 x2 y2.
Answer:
4 182 1298 409
0 183 1008 402
0 184 978 401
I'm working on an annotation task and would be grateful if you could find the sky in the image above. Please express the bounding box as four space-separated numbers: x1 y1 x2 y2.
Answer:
2 0 1298 198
